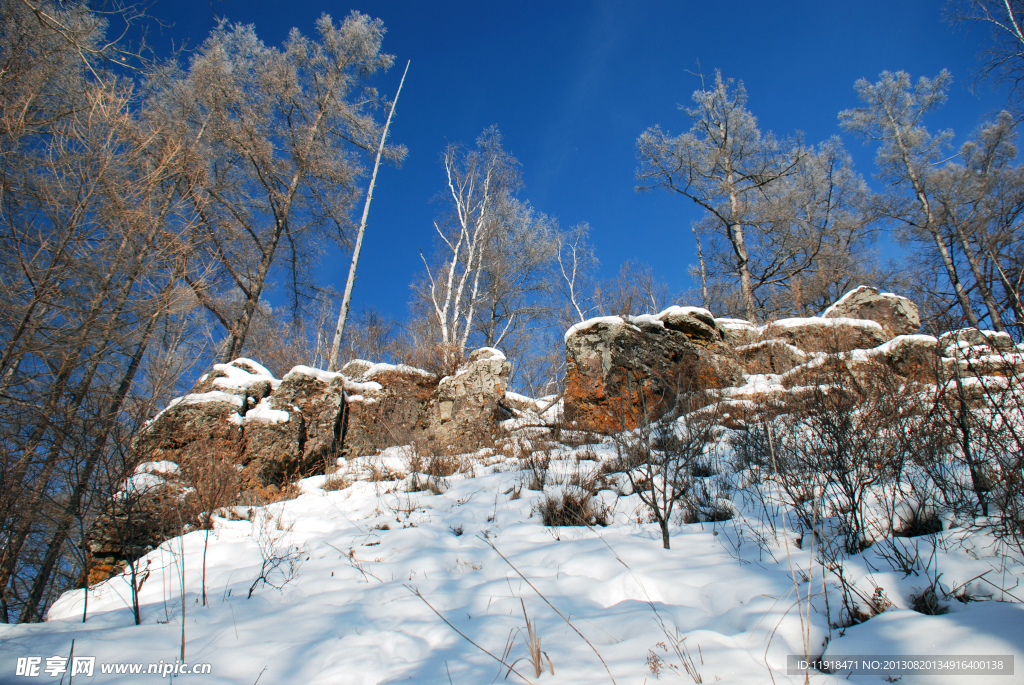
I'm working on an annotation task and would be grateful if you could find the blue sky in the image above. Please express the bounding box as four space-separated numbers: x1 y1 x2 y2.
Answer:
146 0 1010 321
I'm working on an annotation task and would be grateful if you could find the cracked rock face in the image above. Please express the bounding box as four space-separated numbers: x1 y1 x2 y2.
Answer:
430 348 511 450
340 366 439 459
563 317 742 432
823 285 920 337
734 339 809 375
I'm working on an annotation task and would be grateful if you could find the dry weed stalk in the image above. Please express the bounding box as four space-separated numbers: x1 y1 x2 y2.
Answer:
501 598 554 678
406 586 536 685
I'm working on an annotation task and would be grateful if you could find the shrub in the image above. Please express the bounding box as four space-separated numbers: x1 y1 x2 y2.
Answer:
539 488 609 527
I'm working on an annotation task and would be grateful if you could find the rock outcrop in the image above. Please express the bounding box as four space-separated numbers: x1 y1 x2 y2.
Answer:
134 349 515 476
433 347 512 448
761 317 889 354
563 314 742 432
83 462 185 586
340 362 439 458
822 285 920 337
559 286 1022 429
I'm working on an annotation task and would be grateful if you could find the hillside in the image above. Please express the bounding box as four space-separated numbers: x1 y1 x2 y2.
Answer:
4 288 1024 684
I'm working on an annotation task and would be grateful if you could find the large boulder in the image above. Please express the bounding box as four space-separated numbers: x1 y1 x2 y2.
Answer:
873 335 939 380
430 347 512 450
716 318 759 347
242 366 349 481
822 286 920 337
938 328 1016 357
654 306 722 346
563 315 742 432
761 317 889 354
132 391 246 465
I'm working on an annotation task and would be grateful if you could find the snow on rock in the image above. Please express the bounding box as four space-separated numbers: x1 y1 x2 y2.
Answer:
822 285 920 337
210 359 278 390
167 390 245 410
716 317 759 346
341 359 436 380
564 315 636 342
762 316 889 354
468 346 506 361
285 364 344 384
734 339 811 375
625 312 665 327
656 304 715 323
721 373 787 399
244 397 290 424
134 461 180 476
225 357 274 378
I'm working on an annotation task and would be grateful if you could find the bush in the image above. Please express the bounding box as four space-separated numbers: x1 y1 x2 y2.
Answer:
539 488 609 527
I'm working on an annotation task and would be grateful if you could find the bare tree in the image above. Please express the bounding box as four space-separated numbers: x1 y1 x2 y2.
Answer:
839 71 989 330
599 260 672 317
636 70 802 323
166 12 401 363
417 127 558 363
616 373 724 550
929 112 1024 333
947 0 1024 119
328 60 410 371
555 222 601 325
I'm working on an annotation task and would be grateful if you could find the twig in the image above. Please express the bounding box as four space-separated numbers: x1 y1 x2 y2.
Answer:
406 585 534 685
480 536 617 684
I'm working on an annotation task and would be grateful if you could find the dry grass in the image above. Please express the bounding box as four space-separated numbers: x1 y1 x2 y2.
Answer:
502 598 555 678
322 472 352 492
539 487 610 527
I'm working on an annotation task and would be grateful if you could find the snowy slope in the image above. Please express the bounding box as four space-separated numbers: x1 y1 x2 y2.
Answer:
3 441 1023 685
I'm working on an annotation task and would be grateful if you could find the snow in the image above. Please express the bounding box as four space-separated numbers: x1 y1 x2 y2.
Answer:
286 365 344 383
286 364 383 395
564 316 638 342
734 339 809 358
472 346 506 360
8 438 1023 684
170 391 245 408
149 390 244 425
118 472 167 497
626 313 665 327
656 305 715 321
211 362 281 392
716 317 755 328
722 373 787 398
227 358 275 378
767 316 884 332
349 361 435 379
244 398 290 425
870 334 938 356
134 461 180 476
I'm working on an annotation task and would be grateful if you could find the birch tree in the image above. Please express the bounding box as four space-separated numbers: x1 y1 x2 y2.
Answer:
418 127 521 361
929 112 1024 332
555 222 600 325
948 0 1024 119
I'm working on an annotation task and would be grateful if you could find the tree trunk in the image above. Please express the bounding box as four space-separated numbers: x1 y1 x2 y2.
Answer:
18 301 163 622
329 61 409 371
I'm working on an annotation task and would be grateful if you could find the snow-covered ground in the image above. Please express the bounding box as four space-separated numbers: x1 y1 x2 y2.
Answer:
3 439 1023 684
